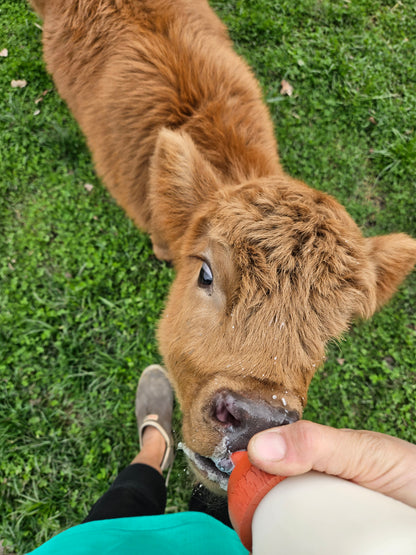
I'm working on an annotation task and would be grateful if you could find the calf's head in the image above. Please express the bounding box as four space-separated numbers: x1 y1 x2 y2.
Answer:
149 129 416 493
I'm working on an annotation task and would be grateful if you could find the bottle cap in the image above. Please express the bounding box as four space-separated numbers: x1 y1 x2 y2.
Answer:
227 451 286 551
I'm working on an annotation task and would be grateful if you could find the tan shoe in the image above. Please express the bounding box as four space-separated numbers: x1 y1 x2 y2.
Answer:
136 364 175 472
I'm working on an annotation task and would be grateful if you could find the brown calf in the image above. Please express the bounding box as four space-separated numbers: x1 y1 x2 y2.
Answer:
30 0 416 493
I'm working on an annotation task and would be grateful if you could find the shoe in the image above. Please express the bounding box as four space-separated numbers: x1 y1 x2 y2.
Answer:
135 364 175 473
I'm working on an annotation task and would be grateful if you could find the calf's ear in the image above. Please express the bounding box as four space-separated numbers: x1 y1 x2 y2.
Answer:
149 128 219 261
366 233 416 310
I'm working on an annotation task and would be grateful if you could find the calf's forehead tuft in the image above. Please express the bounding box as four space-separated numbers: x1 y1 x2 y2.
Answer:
202 184 374 353
210 184 365 288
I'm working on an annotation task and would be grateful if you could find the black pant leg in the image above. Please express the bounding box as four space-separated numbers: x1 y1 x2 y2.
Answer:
83 463 166 523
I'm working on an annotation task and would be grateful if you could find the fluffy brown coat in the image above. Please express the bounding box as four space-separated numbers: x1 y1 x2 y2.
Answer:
29 0 416 492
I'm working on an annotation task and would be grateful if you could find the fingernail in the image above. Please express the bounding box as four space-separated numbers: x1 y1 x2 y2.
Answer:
252 431 287 461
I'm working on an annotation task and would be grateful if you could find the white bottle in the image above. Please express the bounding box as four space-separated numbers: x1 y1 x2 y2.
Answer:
227 451 416 554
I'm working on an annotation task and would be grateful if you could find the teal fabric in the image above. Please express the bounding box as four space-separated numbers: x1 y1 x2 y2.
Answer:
28 512 249 554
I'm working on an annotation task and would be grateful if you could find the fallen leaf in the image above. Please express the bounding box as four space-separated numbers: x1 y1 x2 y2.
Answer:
84 183 94 192
337 358 345 366
34 109 41 116
11 79 27 88
0 48 8 57
280 79 293 96
383 356 395 369
35 90 51 104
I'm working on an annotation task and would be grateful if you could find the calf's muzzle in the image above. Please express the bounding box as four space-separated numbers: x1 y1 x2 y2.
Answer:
211 390 299 455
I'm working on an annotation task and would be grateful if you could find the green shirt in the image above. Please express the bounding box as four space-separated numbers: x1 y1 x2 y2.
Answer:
28 512 249 554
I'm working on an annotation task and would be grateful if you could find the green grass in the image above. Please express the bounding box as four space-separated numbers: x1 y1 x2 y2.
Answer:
1 0 415 552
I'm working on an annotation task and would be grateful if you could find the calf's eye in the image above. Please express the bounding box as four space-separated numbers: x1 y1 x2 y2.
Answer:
198 261 213 288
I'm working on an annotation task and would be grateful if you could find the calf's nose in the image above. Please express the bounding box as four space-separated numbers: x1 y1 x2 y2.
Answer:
212 390 299 453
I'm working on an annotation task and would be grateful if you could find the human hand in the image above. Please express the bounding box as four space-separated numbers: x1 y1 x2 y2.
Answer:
247 420 416 508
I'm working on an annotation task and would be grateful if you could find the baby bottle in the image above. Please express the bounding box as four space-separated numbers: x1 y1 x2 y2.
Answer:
227 451 416 554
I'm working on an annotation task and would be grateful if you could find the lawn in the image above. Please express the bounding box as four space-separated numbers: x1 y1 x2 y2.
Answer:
1 0 415 553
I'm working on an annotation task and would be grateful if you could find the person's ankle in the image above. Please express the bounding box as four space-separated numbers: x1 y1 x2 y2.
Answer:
142 424 166 451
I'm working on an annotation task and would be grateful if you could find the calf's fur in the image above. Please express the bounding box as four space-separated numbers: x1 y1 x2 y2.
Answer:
29 0 416 493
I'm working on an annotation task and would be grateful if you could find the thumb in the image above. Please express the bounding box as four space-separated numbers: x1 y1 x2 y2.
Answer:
247 420 416 508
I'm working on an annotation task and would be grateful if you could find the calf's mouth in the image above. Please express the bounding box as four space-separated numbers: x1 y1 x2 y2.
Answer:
180 389 300 491
179 442 232 491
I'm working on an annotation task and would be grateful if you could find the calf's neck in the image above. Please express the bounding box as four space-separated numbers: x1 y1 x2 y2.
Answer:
30 0 416 493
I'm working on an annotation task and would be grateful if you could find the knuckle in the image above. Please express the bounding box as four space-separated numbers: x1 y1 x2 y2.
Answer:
289 420 321 459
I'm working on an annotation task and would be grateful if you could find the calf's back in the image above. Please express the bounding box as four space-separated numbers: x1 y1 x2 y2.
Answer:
34 0 280 244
